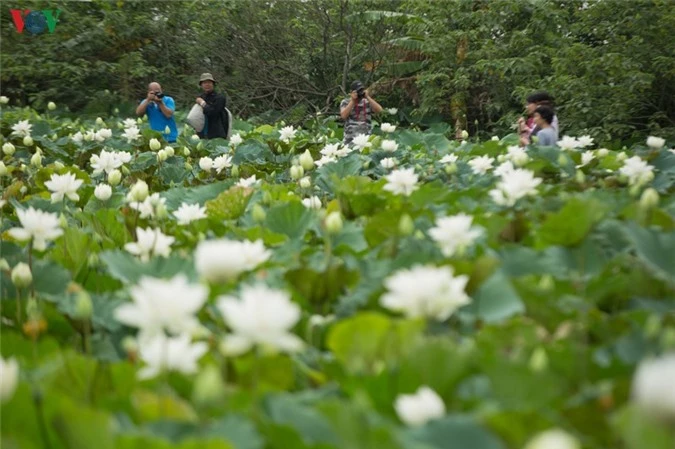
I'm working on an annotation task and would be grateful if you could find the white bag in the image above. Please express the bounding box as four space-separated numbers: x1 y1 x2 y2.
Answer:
186 104 205 132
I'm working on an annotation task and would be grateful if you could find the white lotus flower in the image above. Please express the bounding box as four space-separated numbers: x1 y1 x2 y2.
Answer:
97 128 113 141
351 134 372 151
494 161 515 178
387 108 398 115
173 203 207 225
279 126 297 143
129 193 167 219
138 333 208 379
94 184 112 201
122 126 141 143
11 120 32 137
122 118 137 129
507 145 530 166
576 135 594 148
557 136 581 151
8 207 63 251
381 265 471 321
84 130 96 142
631 353 675 420
237 175 258 188
320 143 340 157
380 157 397 169
619 156 654 186
0 357 19 403
381 123 396 133
646 136 666 149
199 157 214 172
195 239 271 283
302 196 322 209
523 429 580 449
395 386 446 427
90 149 124 175
381 139 399 152
468 155 495 174
44 173 83 203
115 274 208 341
439 154 458 164
213 154 233 174
117 151 132 163
71 131 84 144
0 96 9 105
335 146 354 158
230 133 243 146
314 155 337 168
428 213 482 257
217 284 303 356
124 227 175 262
384 168 419 196
577 151 595 168
489 168 542 206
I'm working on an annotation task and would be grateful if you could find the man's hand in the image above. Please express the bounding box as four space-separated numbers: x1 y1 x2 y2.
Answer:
146 91 157 102
196 98 206 107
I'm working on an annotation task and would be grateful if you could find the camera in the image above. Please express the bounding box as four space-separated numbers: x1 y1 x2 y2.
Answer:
154 91 164 99
357 87 366 99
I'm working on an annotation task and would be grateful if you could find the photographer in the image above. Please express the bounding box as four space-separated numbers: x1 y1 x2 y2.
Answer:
340 80 383 145
135 81 178 143
195 73 228 140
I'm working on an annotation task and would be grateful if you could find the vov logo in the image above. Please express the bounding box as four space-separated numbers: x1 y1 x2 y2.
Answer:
10 9 61 34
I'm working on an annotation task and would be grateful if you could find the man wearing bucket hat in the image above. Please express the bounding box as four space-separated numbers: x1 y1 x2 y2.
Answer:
135 81 178 143
195 73 228 140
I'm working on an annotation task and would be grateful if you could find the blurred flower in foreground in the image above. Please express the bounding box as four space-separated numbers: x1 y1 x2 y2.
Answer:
138 333 208 379
195 238 271 283
0 357 19 403
632 353 675 421
429 213 482 257
383 167 419 196
8 207 63 251
523 429 580 449
395 386 446 426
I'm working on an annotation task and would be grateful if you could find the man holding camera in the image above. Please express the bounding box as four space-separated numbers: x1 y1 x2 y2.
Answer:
340 80 383 145
135 81 178 143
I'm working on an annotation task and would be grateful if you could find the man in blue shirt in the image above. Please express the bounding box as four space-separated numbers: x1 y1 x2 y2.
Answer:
135 81 178 143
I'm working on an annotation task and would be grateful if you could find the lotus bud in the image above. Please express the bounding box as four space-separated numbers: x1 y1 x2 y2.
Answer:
290 164 304 180
639 187 659 210
445 163 458 174
149 138 161 151
398 214 414 236
47 101 56 111
19 185 27 194
497 155 507 163
87 253 99 267
164 126 171 135
491 136 499 141
121 166 131 176
197 141 203 151
157 149 168 162
107 169 122 186
113 108 119 114
617 152 627 162
299 176 311 189
231 165 239 178
0 162 7 176
53 161 65 170
192 365 226 406
183 147 190 157
59 213 68 228
299 150 314 171
95 117 104 125
596 148 609 158
155 203 168 220
184 162 193 171
136 118 143 125
538 274 554 292
261 190 272 206
164 146 174 157
2 142 15 155
0 96 9 105
127 180 149 203
528 347 548 372
23 135 33 147
191 134 200 143
11 263 32 288
30 152 42 167
252 203 266 223
73 290 93 320
575 170 585 184
325 211 343 234
461 130 469 139
0 259 9 271
122 336 139 361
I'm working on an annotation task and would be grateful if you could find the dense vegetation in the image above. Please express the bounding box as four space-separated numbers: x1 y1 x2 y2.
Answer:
0 98 674 448
2 0 674 141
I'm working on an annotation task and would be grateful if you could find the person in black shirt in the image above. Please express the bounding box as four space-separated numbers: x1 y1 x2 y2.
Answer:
195 73 228 140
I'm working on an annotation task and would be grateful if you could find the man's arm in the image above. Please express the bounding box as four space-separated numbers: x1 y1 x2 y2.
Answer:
201 94 225 117
136 92 155 116
340 92 358 120
158 97 175 119
366 92 383 114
